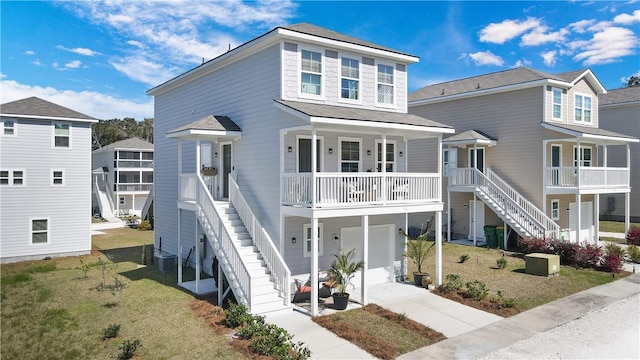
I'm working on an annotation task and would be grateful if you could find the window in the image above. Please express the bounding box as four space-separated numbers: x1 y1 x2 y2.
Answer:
303 223 323 257
375 140 396 172
552 88 562 120
340 139 361 172
3 120 15 136
0 170 9 185
574 146 592 167
574 94 592 123
301 50 322 96
0 170 24 185
142 172 153 183
54 122 70 147
551 199 560 221
443 148 457 175
52 170 64 185
340 57 359 100
377 64 394 104
12 170 24 185
119 197 125 205
31 219 49 244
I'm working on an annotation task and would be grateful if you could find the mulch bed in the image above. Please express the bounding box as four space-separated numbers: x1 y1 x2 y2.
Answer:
431 289 521 317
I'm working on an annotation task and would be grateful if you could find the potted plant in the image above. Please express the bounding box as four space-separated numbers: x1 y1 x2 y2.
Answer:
401 221 435 287
327 249 364 310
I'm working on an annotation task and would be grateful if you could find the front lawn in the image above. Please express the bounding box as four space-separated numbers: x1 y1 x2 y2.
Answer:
600 220 640 233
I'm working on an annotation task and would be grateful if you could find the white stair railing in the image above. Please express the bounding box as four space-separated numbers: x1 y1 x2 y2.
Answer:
94 176 116 217
486 168 560 238
141 186 154 220
229 176 291 306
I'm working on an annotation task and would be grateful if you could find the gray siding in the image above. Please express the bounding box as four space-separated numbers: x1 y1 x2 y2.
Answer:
0 117 92 262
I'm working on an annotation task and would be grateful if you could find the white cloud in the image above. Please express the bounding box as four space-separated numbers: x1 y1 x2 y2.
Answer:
109 56 178 87
25 50 35 56
573 27 639 65
31 59 43 66
65 60 82 69
541 50 558 66
521 27 569 46
569 19 597 34
469 51 505 66
56 45 100 56
127 40 144 49
479 17 541 44
513 59 532 68
0 79 154 120
614 9 640 24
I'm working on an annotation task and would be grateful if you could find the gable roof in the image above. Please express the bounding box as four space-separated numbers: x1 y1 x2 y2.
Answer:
95 137 154 152
443 129 497 147
599 87 640 107
409 67 606 104
0 96 97 122
166 114 242 139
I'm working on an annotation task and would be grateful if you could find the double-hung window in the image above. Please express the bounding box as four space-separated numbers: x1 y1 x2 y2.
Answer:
574 146 592 167
303 223 323 257
442 148 457 176
340 139 361 172
551 199 560 221
301 50 322 96
341 57 359 100
377 64 394 104
574 94 592 123
0 170 24 185
552 88 562 120
54 122 70 147
31 218 49 244
3 120 15 136
0 170 9 185
52 170 64 185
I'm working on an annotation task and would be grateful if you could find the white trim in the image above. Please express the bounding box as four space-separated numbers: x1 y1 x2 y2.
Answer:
540 123 639 144
573 144 593 167
29 217 50 245
0 113 96 123
551 87 564 122
375 61 396 108
296 135 324 172
572 92 593 125
310 116 455 134
1 119 16 136
338 136 362 172
338 54 362 105
51 169 65 186
303 222 323 258
374 139 397 172
0 169 26 186
468 147 485 172
166 129 241 139
52 121 72 149
551 144 562 167
298 46 325 100
551 199 560 220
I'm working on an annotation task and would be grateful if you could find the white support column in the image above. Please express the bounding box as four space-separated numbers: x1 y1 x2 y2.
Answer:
279 129 285 254
447 190 451 242
626 144 631 233
178 208 182 284
473 193 477 246
361 215 369 305
196 217 200 293
382 135 387 204
311 129 317 208
576 138 581 243
576 193 582 242
435 210 443 286
310 217 319 316
542 140 548 214
403 213 408 279
595 195 600 245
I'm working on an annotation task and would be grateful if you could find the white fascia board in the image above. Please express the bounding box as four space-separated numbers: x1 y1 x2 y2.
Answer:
277 29 419 64
166 129 242 139
409 79 572 107
572 69 606 94
443 139 497 147
541 123 638 144
310 116 455 134
1 113 97 123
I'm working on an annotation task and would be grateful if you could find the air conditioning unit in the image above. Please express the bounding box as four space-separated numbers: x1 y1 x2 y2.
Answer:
525 253 560 277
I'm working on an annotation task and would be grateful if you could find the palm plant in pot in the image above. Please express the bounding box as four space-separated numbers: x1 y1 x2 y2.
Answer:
327 249 364 310
401 221 435 287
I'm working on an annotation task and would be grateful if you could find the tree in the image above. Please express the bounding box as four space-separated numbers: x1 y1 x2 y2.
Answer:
92 118 154 150
625 75 640 87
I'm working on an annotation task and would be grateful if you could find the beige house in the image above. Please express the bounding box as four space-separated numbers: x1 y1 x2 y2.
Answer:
408 67 638 246
597 87 640 223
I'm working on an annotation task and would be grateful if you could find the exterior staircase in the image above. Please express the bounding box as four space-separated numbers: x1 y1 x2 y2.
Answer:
93 177 119 222
449 168 559 239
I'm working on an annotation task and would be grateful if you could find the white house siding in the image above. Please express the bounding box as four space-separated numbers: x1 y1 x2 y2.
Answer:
0 118 92 263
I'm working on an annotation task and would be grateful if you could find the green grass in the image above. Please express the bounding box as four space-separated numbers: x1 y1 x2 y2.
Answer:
1 228 246 360
599 220 640 233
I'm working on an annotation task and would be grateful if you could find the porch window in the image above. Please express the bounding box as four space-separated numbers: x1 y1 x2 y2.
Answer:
443 148 457 175
3 120 15 136
301 50 322 96
31 218 49 244
574 94 592 123
551 199 560 220
574 146 592 167
552 88 562 120
303 223 323 258
377 64 394 104
54 122 70 147
340 139 361 172
52 170 64 185
375 140 396 172
341 57 359 100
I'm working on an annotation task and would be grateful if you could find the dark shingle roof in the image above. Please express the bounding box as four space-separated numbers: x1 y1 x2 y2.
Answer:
99 138 154 151
409 67 588 102
167 115 241 134
545 123 637 140
444 129 497 143
275 99 451 129
600 87 640 106
0 96 96 121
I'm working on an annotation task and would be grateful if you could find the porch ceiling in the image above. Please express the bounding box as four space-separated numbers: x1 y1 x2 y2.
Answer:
542 122 639 145
167 114 241 140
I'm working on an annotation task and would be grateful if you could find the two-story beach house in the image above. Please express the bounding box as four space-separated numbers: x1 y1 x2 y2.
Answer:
92 137 154 220
408 68 638 247
597 87 640 224
0 97 97 263
147 23 453 315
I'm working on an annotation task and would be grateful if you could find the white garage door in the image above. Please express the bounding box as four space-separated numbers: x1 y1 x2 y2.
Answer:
340 224 395 287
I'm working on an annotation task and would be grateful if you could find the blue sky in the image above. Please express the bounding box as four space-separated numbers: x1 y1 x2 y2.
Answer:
1 1 639 120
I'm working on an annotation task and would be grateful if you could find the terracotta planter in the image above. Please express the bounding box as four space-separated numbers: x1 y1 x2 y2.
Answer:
332 293 350 310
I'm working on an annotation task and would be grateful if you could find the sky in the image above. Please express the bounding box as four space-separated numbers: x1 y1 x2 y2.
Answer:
1 1 639 121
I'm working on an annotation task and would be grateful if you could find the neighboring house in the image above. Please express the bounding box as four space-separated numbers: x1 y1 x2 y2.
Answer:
598 87 640 223
0 97 97 263
407 67 638 246
92 137 154 219
147 23 453 315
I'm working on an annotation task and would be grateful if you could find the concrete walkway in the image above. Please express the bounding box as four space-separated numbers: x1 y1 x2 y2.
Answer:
91 220 124 235
600 231 626 239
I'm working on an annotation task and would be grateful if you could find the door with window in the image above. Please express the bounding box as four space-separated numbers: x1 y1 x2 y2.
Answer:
221 142 232 199
469 148 485 173
298 138 322 173
375 140 395 172
551 145 561 185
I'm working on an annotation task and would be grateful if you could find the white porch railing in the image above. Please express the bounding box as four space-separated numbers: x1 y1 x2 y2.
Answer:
230 176 291 305
545 167 630 188
117 183 153 192
282 172 440 208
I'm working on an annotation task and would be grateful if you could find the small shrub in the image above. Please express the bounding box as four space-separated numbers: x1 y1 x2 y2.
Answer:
494 290 516 309
224 302 252 328
102 324 121 340
627 245 640 264
464 280 489 301
626 228 640 246
397 312 407 321
78 256 90 278
553 240 576 265
604 242 626 258
439 274 463 293
138 220 152 231
459 254 470 263
600 253 624 273
520 237 555 254
573 242 602 269
496 257 507 269
117 339 141 360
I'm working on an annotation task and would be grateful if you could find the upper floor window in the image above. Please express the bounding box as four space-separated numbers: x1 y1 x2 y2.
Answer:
552 88 562 120
2 120 15 136
52 170 64 185
341 57 359 100
574 146 592 167
0 170 8 185
574 94 592 123
1 170 25 186
340 138 361 173
551 199 560 220
377 64 394 105
301 50 322 96
443 148 457 176
54 122 70 147
375 140 396 172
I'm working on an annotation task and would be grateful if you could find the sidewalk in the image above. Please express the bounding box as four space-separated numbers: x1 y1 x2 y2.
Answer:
91 220 124 234
600 231 626 239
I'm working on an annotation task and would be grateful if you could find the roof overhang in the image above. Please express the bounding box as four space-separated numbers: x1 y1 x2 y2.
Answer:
443 139 497 147
542 122 639 144
1 113 98 123
570 69 606 94
166 129 242 140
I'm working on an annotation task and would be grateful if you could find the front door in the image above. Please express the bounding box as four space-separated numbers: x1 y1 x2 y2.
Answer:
469 148 485 173
221 142 232 199
551 145 561 185
469 200 485 240
297 138 322 173
569 201 593 243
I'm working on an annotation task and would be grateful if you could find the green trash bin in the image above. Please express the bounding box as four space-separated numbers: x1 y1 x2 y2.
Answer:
484 225 498 248
496 226 505 249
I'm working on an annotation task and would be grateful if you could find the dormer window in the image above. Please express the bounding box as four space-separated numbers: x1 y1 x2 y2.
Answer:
377 64 394 105
301 50 322 96
340 57 359 100
574 94 592 123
